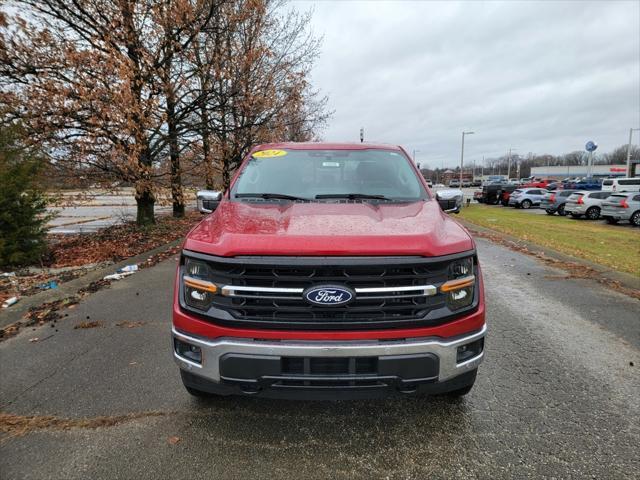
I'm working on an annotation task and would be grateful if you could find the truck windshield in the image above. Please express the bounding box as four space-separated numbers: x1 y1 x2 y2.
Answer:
232 149 427 202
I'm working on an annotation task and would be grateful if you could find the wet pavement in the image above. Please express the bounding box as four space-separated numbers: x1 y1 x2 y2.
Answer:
0 238 638 479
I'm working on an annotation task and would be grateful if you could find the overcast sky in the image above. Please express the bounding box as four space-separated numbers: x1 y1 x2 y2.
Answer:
297 0 640 168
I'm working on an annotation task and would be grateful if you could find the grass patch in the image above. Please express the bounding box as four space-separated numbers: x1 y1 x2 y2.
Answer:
459 204 640 277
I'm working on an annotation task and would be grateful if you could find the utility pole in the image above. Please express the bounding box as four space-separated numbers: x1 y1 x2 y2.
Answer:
627 128 640 177
507 148 517 179
360 128 364 143
460 131 475 185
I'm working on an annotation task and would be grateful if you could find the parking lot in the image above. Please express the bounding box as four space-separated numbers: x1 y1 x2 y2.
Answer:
1 237 638 479
47 191 193 234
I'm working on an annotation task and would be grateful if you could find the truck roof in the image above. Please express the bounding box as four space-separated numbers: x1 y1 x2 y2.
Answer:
251 142 404 152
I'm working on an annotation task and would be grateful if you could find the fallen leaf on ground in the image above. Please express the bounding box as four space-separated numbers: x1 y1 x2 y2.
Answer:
116 321 146 329
74 321 103 329
29 337 39 342
167 436 181 445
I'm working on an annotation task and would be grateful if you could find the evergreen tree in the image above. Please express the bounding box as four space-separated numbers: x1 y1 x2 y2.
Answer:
0 125 50 267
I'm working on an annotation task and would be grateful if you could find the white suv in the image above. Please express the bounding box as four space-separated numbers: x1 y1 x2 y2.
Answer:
601 177 640 193
565 191 612 220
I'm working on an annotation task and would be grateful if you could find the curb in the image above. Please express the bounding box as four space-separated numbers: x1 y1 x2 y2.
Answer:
457 218 640 292
0 239 182 330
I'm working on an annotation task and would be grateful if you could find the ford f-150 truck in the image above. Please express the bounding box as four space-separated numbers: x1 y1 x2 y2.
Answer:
173 143 486 399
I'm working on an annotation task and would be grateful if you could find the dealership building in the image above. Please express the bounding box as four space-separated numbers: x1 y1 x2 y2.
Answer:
530 164 632 179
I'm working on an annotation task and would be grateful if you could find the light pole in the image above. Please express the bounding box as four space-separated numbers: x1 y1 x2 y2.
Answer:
412 149 421 164
507 148 516 179
460 131 474 185
627 128 640 177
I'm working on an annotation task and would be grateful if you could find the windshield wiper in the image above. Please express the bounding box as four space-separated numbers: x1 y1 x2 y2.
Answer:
235 193 309 201
315 193 393 201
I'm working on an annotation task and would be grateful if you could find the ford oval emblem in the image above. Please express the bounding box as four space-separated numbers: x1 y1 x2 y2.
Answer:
303 285 355 306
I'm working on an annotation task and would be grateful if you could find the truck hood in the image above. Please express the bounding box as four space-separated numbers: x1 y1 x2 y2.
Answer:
184 200 473 257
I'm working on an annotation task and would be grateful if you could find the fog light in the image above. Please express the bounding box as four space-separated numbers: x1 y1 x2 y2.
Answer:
174 338 202 364
456 338 484 363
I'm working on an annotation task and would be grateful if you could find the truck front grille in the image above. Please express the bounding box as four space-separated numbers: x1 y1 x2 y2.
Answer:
181 253 474 330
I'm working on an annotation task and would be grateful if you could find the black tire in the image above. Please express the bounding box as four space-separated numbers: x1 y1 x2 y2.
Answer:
521 199 532 209
557 204 567 216
631 210 640 227
586 206 600 220
545 209 555 215
184 385 213 398
442 369 477 398
570 213 581 218
605 217 618 225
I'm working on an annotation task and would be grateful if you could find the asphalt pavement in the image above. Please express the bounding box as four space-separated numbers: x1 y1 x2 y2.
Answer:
1 238 638 479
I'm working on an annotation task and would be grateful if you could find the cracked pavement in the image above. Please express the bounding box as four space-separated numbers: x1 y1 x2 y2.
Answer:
0 238 638 479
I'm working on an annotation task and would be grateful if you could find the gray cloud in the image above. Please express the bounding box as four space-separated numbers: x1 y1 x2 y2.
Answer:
298 0 640 168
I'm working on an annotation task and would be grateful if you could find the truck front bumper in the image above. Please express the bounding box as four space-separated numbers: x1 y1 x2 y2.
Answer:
172 324 486 398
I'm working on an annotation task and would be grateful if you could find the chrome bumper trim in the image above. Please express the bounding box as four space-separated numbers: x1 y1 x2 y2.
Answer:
172 324 486 383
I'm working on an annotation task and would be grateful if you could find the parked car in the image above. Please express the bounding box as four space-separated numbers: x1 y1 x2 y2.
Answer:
182 142 486 399
601 192 640 226
523 178 554 189
449 179 461 188
426 179 433 188
499 184 519 206
471 179 482 187
545 182 562 191
508 188 548 209
601 177 640 193
564 191 612 220
563 177 601 190
473 189 484 202
541 189 578 216
477 183 515 205
462 180 472 188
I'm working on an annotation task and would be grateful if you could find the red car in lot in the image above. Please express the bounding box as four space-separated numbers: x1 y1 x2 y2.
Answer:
523 178 554 189
173 143 486 400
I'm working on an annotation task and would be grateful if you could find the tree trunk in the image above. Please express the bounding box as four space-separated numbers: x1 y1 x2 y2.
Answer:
135 186 155 226
200 106 214 190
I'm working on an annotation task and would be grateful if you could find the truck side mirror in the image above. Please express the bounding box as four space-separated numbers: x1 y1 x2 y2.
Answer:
197 190 223 214
435 189 463 214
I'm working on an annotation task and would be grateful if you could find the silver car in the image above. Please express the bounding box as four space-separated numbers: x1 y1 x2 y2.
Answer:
601 192 640 226
565 191 612 220
508 188 548 209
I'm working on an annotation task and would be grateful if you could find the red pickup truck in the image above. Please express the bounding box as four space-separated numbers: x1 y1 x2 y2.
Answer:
173 143 486 399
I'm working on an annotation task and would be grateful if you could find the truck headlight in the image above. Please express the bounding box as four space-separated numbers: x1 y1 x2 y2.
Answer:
183 259 217 310
442 257 475 310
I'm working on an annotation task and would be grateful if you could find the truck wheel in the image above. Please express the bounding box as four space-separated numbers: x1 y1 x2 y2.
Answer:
586 206 600 220
184 385 213 398
631 211 640 227
442 369 477 398
557 204 567 216
521 199 532 209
